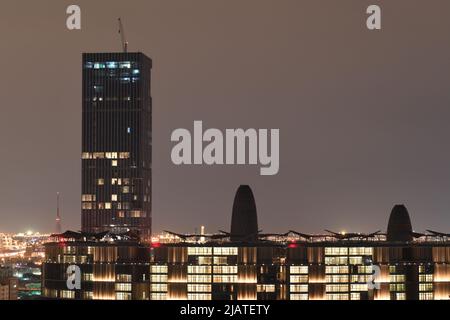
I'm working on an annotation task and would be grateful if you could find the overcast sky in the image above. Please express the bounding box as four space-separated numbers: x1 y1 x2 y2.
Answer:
1 0 450 234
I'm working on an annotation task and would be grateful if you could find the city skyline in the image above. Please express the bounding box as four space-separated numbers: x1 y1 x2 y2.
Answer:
1 1 450 234
41 185 450 301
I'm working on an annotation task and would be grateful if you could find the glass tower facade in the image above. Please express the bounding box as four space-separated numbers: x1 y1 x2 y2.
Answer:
81 52 152 240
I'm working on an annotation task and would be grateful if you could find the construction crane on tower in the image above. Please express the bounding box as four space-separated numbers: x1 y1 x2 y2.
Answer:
118 18 128 53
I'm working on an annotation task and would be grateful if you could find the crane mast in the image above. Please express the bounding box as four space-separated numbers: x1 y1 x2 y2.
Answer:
118 18 128 53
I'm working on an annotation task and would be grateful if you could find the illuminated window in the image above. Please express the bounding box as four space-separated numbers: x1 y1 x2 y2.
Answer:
151 284 168 292
349 247 373 255
115 283 132 291
257 284 275 293
213 266 237 274
213 275 237 283
116 274 132 282
83 292 93 300
212 256 228 265
187 293 211 300
119 152 130 159
390 275 405 283
357 266 373 274
187 275 211 283
111 194 118 201
97 178 104 186
326 275 349 283
350 292 361 300
188 266 211 274
188 247 212 255
290 284 308 293
130 210 143 218
325 256 348 265
119 61 131 68
151 293 167 300
122 186 130 193
419 292 433 300
151 275 168 283
60 290 75 299
349 257 363 265
419 274 433 282
106 61 118 68
63 246 75 254
82 152 92 159
105 202 111 209
94 62 105 69
198 257 212 265
290 275 308 283
396 293 406 300
151 266 168 274
350 284 367 291
93 152 105 159
213 247 238 255
290 266 308 274
350 275 369 283
290 293 308 300
82 202 92 209
325 247 348 256
390 284 405 291
82 194 96 201
115 292 131 300
326 293 349 300
112 178 122 185
62 255 76 263
83 274 93 281
188 284 211 292
117 211 125 218
326 266 349 274
419 283 433 291
112 160 118 167
326 284 349 293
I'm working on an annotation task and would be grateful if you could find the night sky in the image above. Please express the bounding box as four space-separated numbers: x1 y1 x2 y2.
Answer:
1 0 450 234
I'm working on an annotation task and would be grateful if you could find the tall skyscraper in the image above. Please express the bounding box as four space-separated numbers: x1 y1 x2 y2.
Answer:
81 52 152 240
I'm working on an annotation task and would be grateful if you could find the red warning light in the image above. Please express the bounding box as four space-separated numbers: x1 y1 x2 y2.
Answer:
151 242 161 248
58 238 67 247
288 241 297 249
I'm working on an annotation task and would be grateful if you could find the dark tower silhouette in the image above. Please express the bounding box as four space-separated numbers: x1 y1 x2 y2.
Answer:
230 185 258 242
387 204 413 242
81 52 152 241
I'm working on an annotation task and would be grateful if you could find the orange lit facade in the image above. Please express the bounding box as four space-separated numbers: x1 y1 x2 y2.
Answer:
150 242 450 301
42 240 150 300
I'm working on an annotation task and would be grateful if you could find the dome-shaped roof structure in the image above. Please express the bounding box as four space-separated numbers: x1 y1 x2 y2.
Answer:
387 204 413 242
230 185 258 242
